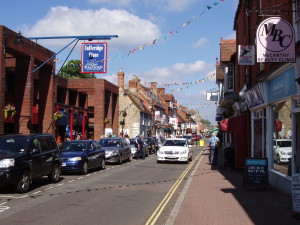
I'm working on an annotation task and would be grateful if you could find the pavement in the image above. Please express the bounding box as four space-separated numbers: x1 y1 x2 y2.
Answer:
165 145 300 225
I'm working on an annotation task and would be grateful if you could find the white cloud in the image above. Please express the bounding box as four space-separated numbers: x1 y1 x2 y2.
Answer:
140 60 214 83
192 38 208 48
22 6 161 51
88 0 137 7
88 0 198 12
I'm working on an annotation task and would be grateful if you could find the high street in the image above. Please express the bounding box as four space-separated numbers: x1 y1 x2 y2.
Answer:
0 147 203 225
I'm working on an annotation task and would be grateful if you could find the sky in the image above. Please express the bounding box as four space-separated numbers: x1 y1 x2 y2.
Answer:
0 0 238 125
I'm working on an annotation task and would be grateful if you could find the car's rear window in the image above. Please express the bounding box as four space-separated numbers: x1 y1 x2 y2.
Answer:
60 141 87 151
99 139 120 147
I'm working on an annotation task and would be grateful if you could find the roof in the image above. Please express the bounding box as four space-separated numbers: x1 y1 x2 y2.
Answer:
220 38 236 62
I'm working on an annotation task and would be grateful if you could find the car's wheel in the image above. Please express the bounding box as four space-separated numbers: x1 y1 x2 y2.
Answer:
128 153 133 162
100 158 106 170
277 154 281 165
118 154 123 165
82 162 88 175
16 170 30 193
48 163 60 183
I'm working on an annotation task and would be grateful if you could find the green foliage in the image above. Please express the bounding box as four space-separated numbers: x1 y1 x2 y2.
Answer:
57 60 96 79
200 119 211 126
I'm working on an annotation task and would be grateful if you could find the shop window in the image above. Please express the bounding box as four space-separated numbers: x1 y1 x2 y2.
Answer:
272 100 292 176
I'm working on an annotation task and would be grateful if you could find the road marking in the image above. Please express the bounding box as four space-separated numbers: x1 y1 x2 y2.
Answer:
0 205 9 213
145 151 202 225
86 174 91 176
57 183 64 187
0 195 28 199
33 191 42 195
0 202 7 206
77 177 84 180
45 187 53 191
68 180 75 183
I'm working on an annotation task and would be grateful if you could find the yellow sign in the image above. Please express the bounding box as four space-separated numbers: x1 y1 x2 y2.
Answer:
200 139 204 147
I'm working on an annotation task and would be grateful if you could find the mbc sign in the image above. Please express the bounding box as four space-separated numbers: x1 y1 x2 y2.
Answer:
256 17 295 63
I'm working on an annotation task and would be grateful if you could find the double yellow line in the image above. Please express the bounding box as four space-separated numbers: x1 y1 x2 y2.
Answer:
145 151 202 225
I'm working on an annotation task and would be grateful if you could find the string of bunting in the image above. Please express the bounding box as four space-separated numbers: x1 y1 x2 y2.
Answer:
54 0 224 67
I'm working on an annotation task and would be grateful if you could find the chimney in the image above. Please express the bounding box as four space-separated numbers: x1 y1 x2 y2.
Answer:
157 88 165 94
118 68 124 88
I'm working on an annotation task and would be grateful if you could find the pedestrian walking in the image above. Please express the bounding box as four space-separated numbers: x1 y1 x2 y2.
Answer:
209 132 220 166
124 134 130 145
135 135 145 160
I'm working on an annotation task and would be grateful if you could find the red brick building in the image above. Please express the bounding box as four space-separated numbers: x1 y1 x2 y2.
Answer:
0 25 119 140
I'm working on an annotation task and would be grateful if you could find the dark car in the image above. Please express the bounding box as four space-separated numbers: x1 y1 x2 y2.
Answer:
99 137 131 164
142 137 157 154
60 140 105 175
129 138 149 158
182 135 194 145
0 134 61 193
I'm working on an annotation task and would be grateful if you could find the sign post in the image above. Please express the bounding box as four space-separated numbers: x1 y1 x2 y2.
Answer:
244 158 268 190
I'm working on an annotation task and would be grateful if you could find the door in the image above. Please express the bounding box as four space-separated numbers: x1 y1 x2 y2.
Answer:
39 136 54 175
30 138 43 178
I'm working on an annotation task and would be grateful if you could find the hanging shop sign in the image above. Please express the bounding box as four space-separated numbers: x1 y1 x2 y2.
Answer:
238 45 255 65
244 83 265 109
155 111 161 118
256 17 295 63
206 90 218 101
81 42 107 73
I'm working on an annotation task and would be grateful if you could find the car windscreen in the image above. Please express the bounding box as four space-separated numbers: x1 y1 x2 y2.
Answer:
0 136 30 155
182 136 191 139
129 139 137 145
60 142 87 151
277 140 292 148
99 139 120 147
164 140 186 146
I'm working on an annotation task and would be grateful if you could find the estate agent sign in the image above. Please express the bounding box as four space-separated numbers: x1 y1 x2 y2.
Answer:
81 42 107 73
256 17 295 63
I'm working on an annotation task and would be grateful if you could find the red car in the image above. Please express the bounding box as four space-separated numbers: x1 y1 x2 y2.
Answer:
192 135 201 141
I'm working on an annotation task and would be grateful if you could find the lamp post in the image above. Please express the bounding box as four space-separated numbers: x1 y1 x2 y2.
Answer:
120 111 127 137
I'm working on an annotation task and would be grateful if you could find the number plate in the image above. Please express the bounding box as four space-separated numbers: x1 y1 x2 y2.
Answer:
62 163 66 167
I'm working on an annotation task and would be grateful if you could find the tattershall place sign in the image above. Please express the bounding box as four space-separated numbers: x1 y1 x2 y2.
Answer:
81 42 107 73
256 17 295 63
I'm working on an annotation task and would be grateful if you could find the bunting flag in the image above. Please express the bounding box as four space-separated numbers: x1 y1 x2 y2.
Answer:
55 1 225 73
141 73 216 90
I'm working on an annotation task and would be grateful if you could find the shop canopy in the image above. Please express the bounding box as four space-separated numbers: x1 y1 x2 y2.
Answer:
209 128 219 134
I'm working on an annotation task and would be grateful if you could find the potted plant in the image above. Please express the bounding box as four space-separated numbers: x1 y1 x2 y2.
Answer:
104 118 110 124
3 104 16 119
54 111 63 121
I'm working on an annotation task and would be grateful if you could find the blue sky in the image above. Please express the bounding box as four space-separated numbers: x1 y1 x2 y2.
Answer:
0 0 238 124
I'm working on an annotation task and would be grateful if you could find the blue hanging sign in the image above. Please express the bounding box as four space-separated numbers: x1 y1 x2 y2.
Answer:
81 42 107 73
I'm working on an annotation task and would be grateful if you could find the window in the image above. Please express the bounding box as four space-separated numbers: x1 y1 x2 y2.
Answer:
294 0 300 41
226 63 234 91
39 137 51 152
272 100 292 176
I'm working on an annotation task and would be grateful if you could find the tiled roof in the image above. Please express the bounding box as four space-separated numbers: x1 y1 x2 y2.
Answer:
220 38 236 62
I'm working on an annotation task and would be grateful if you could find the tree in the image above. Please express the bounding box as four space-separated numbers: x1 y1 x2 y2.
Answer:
57 60 96 79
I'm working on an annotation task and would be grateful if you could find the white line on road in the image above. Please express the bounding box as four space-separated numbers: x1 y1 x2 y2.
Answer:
77 177 84 179
57 183 64 186
0 195 28 199
33 191 42 195
68 180 75 183
45 187 53 191
0 202 7 205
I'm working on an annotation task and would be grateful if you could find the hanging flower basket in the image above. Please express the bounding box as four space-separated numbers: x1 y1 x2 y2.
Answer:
3 105 16 119
104 118 110 124
54 111 63 121
120 120 125 126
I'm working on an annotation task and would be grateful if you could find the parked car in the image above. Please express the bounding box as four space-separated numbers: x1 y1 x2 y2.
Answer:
0 134 61 193
142 137 157 154
273 139 292 164
182 135 194 145
192 134 201 141
128 138 149 158
60 140 105 175
157 138 192 164
99 137 132 164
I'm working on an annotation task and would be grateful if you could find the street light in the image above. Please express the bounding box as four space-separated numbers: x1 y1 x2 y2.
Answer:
120 111 127 137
